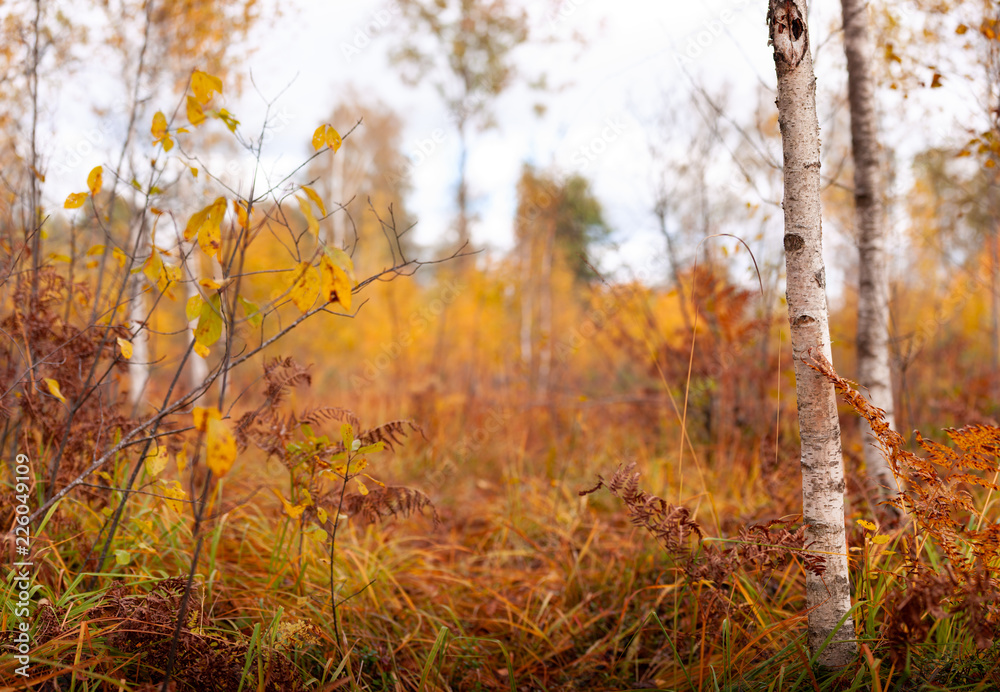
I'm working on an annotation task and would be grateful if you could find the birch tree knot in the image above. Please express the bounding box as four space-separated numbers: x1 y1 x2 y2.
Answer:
768 1 808 68
783 233 805 252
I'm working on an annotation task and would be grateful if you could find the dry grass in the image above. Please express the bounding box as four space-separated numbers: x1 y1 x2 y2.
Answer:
5 262 1000 691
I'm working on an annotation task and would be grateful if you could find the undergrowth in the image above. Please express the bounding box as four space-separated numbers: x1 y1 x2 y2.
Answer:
7 273 1000 690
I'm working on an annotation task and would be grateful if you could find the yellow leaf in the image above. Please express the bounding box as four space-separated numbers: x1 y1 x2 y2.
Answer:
302 185 327 217
151 111 173 150
217 108 239 133
193 341 210 358
117 337 134 359
151 111 168 140
233 200 249 229
323 246 356 283
194 294 224 347
143 249 175 294
193 406 221 433
191 70 223 105
190 166 199 178
298 196 319 235
186 294 204 321
144 446 169 476
871 534 892 545
956 23 968 34
312 124 342 152
160 479 187 513
64 192 87 209
142 250 161 284
112 247 127 268
272 489 306 519
326 126 343 151
333 456 367 476
114 549 131 566
199 278 223 290
320 255 353 311
176 449 189 474
206 416 236 477
312 124 328 151
192 407 234 476
186 95 206 125
355 477 369 495
44 378 67 403
856 519 876 532
184 197 227 260
87 166 103 196
316 506 328 524
163 263 182 288
87 244 105 256
289 262 320 313
238 296 261 328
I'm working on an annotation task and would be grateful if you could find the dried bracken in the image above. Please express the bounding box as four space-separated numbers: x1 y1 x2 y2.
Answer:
337 485 440 525
89 578 302 692
357 419 425 451
811 351 1000 653
735 520 826 577
581 461 826 647
0 271 133 506
581 462 701 553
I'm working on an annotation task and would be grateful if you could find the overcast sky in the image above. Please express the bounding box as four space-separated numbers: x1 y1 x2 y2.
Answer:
230 0 782 274
43 0 980 294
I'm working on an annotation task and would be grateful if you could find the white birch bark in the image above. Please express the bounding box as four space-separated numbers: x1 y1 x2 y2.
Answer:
183 247 209 393
842 0 898 495
126 272 150 408
126 222 150 409
768 0 856 667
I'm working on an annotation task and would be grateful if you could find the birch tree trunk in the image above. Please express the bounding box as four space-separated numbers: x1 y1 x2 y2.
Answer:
768 0 856 667
842 0 898 495
181 242 209 395
126 273 150 409
536 217 556 399
126 223 150 410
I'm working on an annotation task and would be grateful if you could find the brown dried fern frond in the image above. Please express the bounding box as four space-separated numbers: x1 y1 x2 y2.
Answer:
243 413 296 462
581 462 701 553
357 419 425 451
87 578 301 691
735 520 826 577
262 356 311 408
234 357 313 453
298 406 359 431
810 350 1000 647
336 486 439 525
